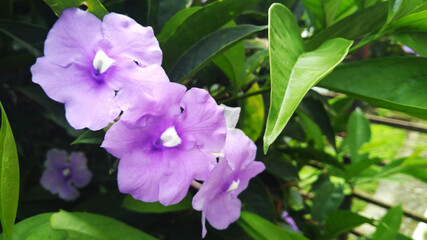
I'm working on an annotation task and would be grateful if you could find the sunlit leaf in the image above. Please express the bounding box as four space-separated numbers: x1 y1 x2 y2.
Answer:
264 3 352 153
0 102 20 240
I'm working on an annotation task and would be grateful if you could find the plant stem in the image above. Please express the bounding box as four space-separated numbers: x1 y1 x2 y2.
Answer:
219 87 271 104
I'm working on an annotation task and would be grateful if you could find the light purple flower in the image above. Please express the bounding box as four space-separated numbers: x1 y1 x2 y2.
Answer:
282 211 299 231
402 46 420 56
192 129 265 237
101 82 227 206
40 149 92 201
31 8 168 130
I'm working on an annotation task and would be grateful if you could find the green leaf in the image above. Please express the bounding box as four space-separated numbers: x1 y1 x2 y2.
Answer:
311 181 344 224
346 109 371 163
169 24 267 83
394 32 427 57
297 110 325 150
264 3 352 153
239 83 265 141
239 178 276 221
299 92 336 149
213 21 246 90
0 20 47 57
50 210 159 240
325 210 373 237
345 157 381 180
71 130 104 145
305 2 387 50
264 150 299 181
2 213 66 240
161 0 261 70
387 0 425 24
0 102 20 240
319 57 427 119
373 205 403 240
241 49 269 87
43 0 108 19
122 194 192 213
157 7 202 43
157 0 189 31
238 211 309 240
388 9 427 32
280 147 344 169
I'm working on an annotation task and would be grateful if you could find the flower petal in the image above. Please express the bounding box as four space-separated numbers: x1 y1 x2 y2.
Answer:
102 13 162 67
58 181 80 201
40 169 67 194
117 150 164 202
44 8 103 67
115 70 174 113
44 149 68 169
205 192 242 230
178 88 226 153
31 57 120 130
69 152 92 188
220 104 241 129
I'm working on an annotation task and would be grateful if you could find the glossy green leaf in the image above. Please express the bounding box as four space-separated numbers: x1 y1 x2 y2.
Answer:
394 32 427 57
43 0 108 19
157 7 201 43
305 2 387 50
373 205 403 240
157 0 189 31
311 181 344 224
50 210 159 240
239 83 265 141
71 130 104 145
346 109 371 163
238 211 309 240
325 210 373 237
2 213 66 240
264 3 352 153
301 0 342 28
0 102 20 240
0 20 47 57
213 21 245 90
161 0 261 70
319 57 427 119
122 194 192 213
169 24 267 83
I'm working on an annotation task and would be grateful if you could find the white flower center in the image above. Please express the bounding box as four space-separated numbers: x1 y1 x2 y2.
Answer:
160 126 182 147
227 179 240 192
93 50 115 74
62 168 71 177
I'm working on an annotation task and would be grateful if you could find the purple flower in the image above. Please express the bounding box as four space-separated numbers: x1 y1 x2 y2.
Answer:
31 8 168 130
101 83 227 206
40 149 92 201
282 211 299 231
402 46 420 56
192 129 265 237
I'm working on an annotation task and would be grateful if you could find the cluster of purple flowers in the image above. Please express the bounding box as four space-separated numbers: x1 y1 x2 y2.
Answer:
32 8 264 236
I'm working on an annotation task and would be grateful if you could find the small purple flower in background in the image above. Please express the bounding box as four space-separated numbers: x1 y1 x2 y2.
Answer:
402 46 420 56
282 211 299 231
101 82 227 206
31 8 169 130
40 149 92 201
192 129 265 237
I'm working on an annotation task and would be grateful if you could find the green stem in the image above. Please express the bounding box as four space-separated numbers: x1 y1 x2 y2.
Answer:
219 87 270 104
